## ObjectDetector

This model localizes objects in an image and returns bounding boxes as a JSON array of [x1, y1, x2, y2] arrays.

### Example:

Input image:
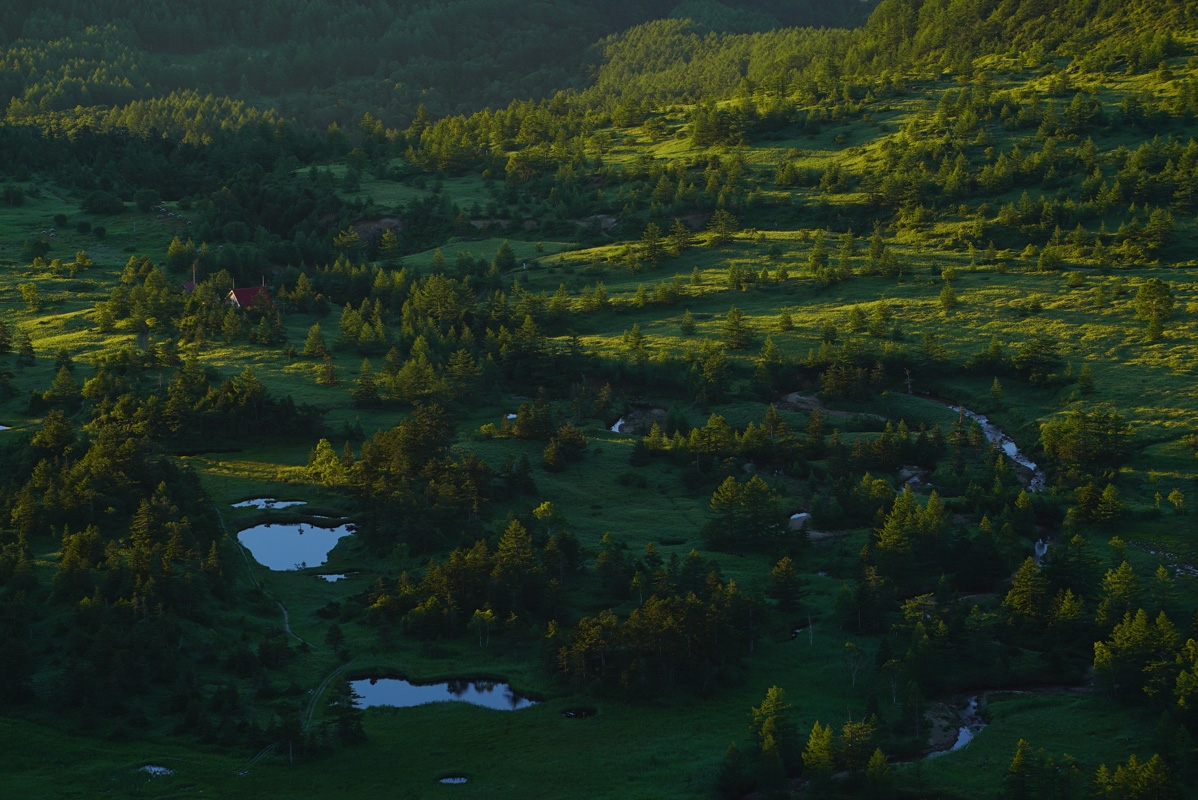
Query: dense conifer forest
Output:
[[2, 1, 1198, 797]]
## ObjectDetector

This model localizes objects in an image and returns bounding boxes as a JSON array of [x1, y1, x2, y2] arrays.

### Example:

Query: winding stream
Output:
[[926, 696, 986, 758], [949, 406, 1046, 492]]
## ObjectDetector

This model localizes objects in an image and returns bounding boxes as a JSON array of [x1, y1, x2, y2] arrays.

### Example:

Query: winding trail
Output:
[[302, 660, 357, 732], [217, 509, 313, 648]]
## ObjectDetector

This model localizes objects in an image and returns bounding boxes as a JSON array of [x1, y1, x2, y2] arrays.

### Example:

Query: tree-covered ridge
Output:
[[0, 1, 878, 128]]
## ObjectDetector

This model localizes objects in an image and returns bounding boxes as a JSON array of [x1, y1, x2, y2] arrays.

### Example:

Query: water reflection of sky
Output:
[[231, 498, 307, 509], [236, 522, 351, 570], [351, 678, 535, 710]]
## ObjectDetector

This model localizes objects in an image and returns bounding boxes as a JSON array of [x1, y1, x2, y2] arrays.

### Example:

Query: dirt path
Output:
[[218, 509, 312, 648], [777, 392, 887, 422], [302, 660, 357, 732]]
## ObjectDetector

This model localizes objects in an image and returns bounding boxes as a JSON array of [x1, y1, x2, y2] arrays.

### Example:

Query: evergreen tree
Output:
[[46, 365, 81, 406], [16, 332, 34, 366], [494, 239, 517, 271], [766, 556, 805, 613], [707, 209, 739, 246], [667, 218, 692, 257], [802, 720, 835, 778], [640, 222, 664, 263], [722, 306, 753, 350], [1134, 278, 1173, 341], [303, 323, 328, 358], [680, 309, 696, 335], [351, 359, 379, 407]]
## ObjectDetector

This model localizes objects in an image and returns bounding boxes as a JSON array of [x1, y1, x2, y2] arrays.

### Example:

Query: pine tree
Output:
[[940, 281, 959, 311], [1003, 739, 1035, 800], [493, 239, 517, 271], [722, 306, 753, 349], [667, 218, 692, 257], [16, 332, 35, 366], [802, 720, 835, 777], [707, 209, 739, 246], [865, 747, 892, 796], [0, 320, 11, 355], [351, 359, 379, 407], [766, 556, 805, 613], [680, 309, 696, 335], [1003, 558, 1049, 619], [221, 308, 244, 341], [317, 357, 339, 386], [640, 222, 664, 263], [46, 365, 80, 406], [303, 323, 328, 357]]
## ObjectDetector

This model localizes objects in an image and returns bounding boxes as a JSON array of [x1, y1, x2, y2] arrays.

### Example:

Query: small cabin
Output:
[[226, 286, 273, 308]]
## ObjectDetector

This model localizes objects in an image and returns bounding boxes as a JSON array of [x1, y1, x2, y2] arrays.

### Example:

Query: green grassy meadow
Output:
[[4, 36, 1198, 800]]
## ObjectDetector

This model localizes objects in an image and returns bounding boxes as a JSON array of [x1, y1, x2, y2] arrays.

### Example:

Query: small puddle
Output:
[[0, 425, 10, 431], [926, 696, 986, 758], [439, 776, 468, 785], [232, 498, 308, 509], [351, 678, 536, 711], [318, 573, 348, 582], [561, 708, 596, 718], [237, 522, 352, 571], [140, 765, 175, 777], [610, 417, 626, 433]]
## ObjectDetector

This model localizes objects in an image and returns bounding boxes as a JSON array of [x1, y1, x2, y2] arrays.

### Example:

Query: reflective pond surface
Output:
[[236, 522, 352, 571], [317, 573, 348, 582], [439, 776, 468, 785], [351, 677, 536, 711], [232, 498, 307, 509]]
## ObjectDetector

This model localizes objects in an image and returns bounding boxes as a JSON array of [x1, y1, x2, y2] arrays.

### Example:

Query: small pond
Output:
[[351, 677, 536, 711], [561, 708, 596, 718], [610, 417, 626, 433], [439, 776, 468, 785], [0, 425, 10, 431], [317, 573, 348, 582], [237, 522, 352, 571], [232, 498, 307, 509], [140, 765, 175, 777]]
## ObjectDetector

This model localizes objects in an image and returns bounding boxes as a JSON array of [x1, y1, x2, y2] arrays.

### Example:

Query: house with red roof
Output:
[[226, 285, 273, 308]]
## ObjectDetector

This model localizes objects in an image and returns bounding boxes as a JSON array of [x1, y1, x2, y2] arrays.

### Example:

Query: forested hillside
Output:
[[2, 2, 1198, 799], [0, 0, 877, 127]]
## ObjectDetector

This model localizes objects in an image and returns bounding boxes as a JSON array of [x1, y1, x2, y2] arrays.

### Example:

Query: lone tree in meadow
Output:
[[722, 306, 753, 349], [1134, 277, 1173, 341], [303, 323, 328, 357], [707, 209, 739, 246]]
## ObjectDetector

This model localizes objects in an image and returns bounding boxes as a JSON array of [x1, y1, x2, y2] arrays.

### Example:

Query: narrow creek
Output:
[[947, 405, 1046, 492], [925, 696, 986, 758]]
